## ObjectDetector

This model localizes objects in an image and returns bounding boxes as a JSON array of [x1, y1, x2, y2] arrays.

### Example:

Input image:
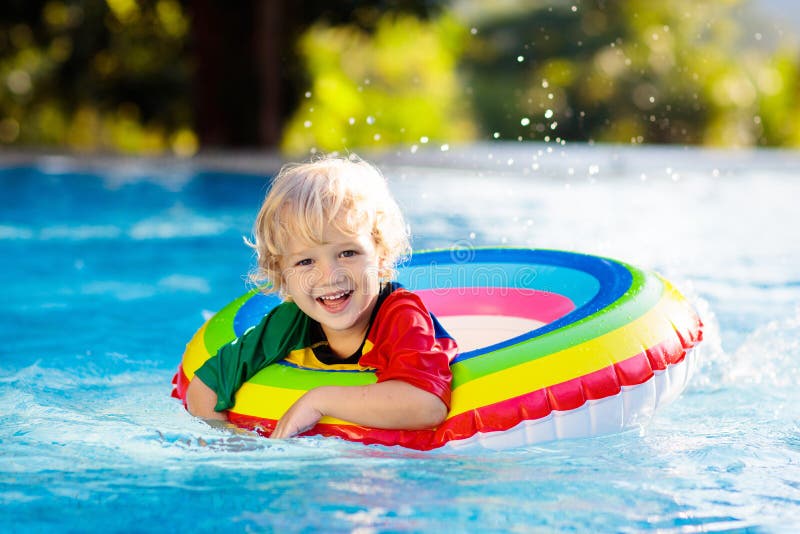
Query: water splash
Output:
[[727, 308, 800, 390]]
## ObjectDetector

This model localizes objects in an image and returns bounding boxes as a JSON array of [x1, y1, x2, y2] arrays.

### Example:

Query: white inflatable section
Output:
[[438, 315, 545, 352], [442, 345, 700, 451]]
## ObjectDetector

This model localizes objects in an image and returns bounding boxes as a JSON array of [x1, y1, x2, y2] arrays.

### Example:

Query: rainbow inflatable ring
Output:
[[173, 248, 703, 451]]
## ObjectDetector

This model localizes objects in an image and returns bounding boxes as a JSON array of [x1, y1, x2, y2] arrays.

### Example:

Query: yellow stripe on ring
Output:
[[182, 320, 211, 380], [447, 282, 689, 417]]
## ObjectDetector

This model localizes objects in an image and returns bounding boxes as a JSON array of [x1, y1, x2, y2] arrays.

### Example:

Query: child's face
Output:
[[280, 222, 384, 343]]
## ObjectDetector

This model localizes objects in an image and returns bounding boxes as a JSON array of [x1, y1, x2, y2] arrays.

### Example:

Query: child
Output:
[[186, 155, 458, 438]]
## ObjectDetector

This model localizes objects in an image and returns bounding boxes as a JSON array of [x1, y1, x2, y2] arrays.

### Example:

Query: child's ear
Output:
[[377, 255, 390, 281]]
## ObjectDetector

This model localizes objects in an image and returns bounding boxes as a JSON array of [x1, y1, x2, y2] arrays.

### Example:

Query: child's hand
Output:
[[270, 389, 326, 439]]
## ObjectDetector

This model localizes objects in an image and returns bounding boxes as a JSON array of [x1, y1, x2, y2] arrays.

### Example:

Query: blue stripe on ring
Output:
[[233, 292, 282, 338]]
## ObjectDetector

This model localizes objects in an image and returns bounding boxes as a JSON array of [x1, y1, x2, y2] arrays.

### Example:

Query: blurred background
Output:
[[1, 0, 798, 157]]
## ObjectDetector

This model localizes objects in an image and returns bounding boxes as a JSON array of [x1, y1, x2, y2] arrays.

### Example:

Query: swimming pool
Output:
[[2, 144, 798, 531]]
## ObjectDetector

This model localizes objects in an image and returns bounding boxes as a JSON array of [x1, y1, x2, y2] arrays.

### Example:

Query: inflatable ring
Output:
[[172, 248, 703, 451]]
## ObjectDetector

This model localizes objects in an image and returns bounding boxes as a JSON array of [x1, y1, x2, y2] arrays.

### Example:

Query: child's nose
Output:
[[315, 258, 342, 284]]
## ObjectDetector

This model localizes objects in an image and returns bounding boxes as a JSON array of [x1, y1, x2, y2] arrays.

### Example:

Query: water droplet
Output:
[[366, 116, 375, 125], [521, 117, 531, 126], [304, 91, 312, 98], [507, 159, 514, 166], [589, 165, 600, 175], [410, 145, 418, 153], [571, 5, 578, 12], [440, 144, 450, 152], [420, 136, 429, 144], [544, 109, 554, 119], [303, 120, 312, 128], [493, 132, 500, 139], [550, 121, 558, 130], [542, 79, 549, 88], [470, 27, 478, 35], [517, 55, 525, 63], [373, 133, 381, 141], [348, 117, 355, 125], [469, 232, 476, 239]]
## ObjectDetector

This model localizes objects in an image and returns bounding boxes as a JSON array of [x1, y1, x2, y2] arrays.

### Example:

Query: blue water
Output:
[[2, 145, 799, 532]]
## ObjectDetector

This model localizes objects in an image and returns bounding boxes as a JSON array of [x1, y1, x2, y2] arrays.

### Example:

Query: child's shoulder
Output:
[[375, 284, 431, 323], [369, 283, 458, 356]]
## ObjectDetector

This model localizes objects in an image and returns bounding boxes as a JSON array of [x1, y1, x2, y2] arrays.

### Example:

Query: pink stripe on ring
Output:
[[416, 287, 575, 322]]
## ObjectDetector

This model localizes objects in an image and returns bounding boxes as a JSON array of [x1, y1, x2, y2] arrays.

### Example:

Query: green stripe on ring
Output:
[[247, 361, 378, 389], [203, 289, 260, 354]]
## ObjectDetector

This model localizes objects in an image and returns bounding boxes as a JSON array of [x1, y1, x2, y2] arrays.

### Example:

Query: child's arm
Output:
[[186, 376, 227, 421], [270, 380, 448, 439]]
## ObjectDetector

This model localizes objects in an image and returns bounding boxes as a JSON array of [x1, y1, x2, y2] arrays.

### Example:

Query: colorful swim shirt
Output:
[[194, 283, 458, 412]]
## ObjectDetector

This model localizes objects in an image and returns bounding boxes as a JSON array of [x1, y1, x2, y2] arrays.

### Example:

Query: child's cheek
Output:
[[290, 271, 308, 294]]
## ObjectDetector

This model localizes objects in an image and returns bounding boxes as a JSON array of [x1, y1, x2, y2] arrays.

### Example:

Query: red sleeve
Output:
[[359, 289, 457, 408]]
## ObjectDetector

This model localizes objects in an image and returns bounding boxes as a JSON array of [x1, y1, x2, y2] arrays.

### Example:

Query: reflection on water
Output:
[[1, 144, 799, 530]]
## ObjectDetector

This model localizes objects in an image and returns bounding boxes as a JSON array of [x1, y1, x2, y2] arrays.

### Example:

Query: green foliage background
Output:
[[0, 0, 194, 154], [281, 13, 475, 155], [1, 0, 798, 154], [463, 0, 800, 147]]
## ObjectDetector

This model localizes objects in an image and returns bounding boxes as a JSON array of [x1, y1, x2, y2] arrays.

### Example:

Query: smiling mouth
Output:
[[316, 290, 354, 311]]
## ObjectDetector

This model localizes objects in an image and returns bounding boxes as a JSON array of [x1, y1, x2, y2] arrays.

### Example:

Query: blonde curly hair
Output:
[[246, 154, 411, 295]]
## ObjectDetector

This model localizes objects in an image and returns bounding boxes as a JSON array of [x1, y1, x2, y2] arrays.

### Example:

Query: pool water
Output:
[[2, 144, 799, 531]]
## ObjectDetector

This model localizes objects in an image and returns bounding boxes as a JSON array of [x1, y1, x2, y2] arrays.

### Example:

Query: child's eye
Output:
[[295, 258, 313, 267], [340, 249, 358, 258]]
